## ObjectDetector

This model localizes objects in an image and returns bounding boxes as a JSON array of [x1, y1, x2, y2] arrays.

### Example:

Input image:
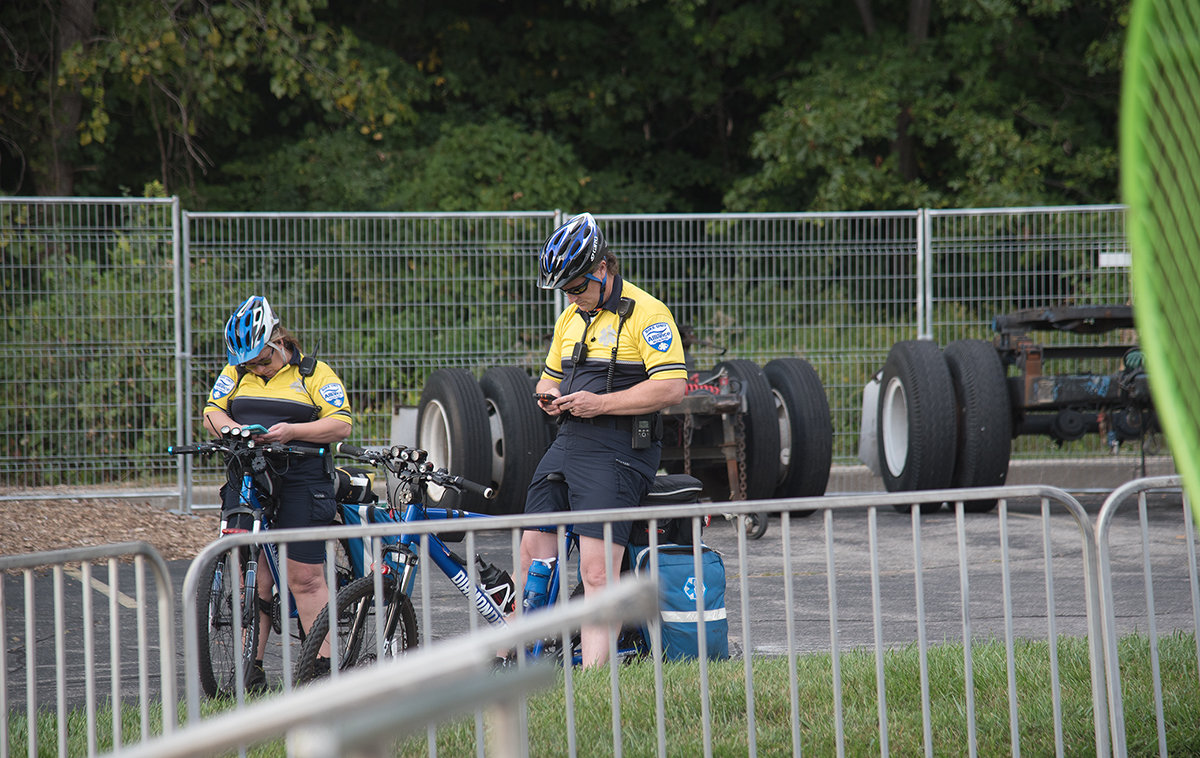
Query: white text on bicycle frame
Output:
[[450, 566, 506, 625]]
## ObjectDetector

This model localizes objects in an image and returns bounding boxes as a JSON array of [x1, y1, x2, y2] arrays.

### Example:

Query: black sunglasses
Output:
[[561, 270, 604, 296], [241, 343, 277, 369], [562, 278, 591, 296]]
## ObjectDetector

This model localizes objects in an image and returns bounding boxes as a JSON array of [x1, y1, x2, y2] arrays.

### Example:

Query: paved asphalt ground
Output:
[[4, 488, 1195, 713]]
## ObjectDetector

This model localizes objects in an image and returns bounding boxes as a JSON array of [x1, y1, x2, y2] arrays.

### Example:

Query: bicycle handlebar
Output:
[[431, 470, 496, 500], [166, 443, 205, 455], [334, 441, 369, 459], [167, 438, 326, 458], [334, 441, 496, 499]]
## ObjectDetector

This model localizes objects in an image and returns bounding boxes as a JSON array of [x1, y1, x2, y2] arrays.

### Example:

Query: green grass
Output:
[[9, 633, 1199, 757], [401, 633, 1200, 757]]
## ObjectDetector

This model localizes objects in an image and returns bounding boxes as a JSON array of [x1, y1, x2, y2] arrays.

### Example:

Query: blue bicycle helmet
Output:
[[224, 295, 280, 365], [538, 212, 606, 290]]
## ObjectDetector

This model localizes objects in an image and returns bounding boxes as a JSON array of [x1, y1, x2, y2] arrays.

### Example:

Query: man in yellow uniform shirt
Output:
[[520, 212, 686, 667]]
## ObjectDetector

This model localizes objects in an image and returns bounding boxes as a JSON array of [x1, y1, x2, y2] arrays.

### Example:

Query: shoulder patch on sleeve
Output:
[[319, 382, 346, 408], [211, 375, 236, 399], [641, 322, 674, 353]]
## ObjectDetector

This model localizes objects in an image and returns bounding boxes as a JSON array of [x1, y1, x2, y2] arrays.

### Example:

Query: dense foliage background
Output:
[[1, 0, 1127, 212]]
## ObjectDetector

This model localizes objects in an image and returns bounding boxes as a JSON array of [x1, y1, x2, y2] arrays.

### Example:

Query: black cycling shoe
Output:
[[312, 656, 331, 680], [245, 660, 268, 694]]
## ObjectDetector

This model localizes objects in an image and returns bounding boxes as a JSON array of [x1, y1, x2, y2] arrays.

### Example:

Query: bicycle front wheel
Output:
[[294, 573, 418, 684], [195, 549, 261, 698]]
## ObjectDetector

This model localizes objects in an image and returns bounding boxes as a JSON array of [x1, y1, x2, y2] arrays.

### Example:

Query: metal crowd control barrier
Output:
[[178, 484, 1109, 758], [727, 485, 1108, 758], [112, 579, 654, 758], [1095, 475, 1198, 757], [12, 481, 1196, 756], [0, 541, 176, 758]]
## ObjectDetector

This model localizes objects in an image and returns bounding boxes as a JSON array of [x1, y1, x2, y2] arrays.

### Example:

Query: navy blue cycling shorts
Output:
[[524, 422, 658, 545], [221, 467, 336, 564]]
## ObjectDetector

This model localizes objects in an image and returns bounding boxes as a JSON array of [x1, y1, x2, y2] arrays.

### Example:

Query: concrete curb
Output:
[[829, 456, 1179, 495], [5, 456, 1179, 510]]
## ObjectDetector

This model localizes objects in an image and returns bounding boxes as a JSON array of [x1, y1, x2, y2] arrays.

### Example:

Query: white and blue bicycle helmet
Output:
[[538, 212, 606, 290], [224, 295, 279, 365]]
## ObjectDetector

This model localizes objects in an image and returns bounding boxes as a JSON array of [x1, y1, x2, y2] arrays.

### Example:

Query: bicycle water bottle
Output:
[[523, 557, 556, 610]]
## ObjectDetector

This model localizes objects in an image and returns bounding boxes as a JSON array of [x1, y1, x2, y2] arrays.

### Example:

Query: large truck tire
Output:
[[715, 359, 781, 501], [764, 358, 833, 511], [876, 340, 957, 512], [944, 339, 1012, 513], [417, 368, 493, 513], [480, 366, 554, 515]]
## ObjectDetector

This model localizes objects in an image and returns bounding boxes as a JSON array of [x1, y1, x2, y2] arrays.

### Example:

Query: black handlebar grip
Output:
[[335, 441, 368, 458], [287, 443, 327, 457], [455, 475, 497, 500], [167, 445, 197, 455]]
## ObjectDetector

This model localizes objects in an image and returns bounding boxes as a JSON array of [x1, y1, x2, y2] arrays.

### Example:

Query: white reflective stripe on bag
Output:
[[660, 608, 728, 623]]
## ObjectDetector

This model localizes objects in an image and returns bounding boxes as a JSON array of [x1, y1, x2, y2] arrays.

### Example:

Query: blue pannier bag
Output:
[[633, 543, 729, 661]]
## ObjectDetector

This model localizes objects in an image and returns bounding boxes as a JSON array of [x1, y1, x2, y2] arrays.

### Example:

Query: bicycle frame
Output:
[[319, 443, 644, 671], [214, 473, 295, 626], [361, 501, 509, 627], [384, 502, 605, 660], [174, 429, 340, 696]]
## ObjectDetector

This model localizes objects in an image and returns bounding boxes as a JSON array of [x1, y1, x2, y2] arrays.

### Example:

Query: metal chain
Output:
[[733, 411, 748, 501]]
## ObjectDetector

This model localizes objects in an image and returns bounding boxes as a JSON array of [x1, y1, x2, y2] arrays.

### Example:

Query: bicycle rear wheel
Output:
[[294, 574, 418, 684], [196, 548, 261, 697], [334, 537, 354, 589]]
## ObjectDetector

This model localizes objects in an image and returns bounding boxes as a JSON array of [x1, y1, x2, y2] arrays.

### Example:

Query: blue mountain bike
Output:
[[295, 444, 702, 679], [293, 442, 507, 682], [170, 426, 363, 697]]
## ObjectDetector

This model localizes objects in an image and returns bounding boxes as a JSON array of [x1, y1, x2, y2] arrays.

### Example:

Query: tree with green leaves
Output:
[[0, 0, 418, 197], [726, 0, 1127, 211], [3, 0, 1127, 212]]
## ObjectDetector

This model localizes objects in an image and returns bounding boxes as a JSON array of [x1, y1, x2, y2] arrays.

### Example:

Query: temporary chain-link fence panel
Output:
[[600, 212, 922, 469], [0, 198, 180, 487], [180, 211, 560, 457], [927, 206, 1131, 343], [1, 201, 1135, 491]]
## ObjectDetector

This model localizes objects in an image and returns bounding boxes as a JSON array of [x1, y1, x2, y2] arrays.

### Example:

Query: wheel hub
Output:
[[881, 377, 910, 477]]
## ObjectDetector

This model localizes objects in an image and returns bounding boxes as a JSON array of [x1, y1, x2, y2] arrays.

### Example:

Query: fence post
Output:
[[179, 207, 195, 513], [172, 198, 190, 514], [917, 207, 933, 339]]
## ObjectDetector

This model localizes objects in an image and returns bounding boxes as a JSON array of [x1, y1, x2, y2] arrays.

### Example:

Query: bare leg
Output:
[[577, 535, 624, 668], [288, 559, 331, 658], [255, 571, 272, 661]]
